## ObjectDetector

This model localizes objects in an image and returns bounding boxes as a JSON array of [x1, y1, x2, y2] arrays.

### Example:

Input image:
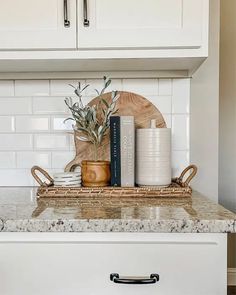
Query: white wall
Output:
[[190, 0, 220, 202], [0, 78, 190, 186], [219, 0, 236, 268]]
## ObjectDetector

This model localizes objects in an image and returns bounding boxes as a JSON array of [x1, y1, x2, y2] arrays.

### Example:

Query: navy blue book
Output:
[[110, 116, 121, 186]]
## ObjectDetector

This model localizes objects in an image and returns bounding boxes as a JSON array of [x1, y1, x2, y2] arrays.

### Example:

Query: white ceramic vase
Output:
[[136, 121, 171, 186]]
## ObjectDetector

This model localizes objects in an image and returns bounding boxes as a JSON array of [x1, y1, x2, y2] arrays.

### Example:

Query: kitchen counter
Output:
[[0, 187, 235, 233]]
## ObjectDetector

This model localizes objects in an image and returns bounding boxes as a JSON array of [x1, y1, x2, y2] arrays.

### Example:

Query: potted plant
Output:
[[64, 77, 119, 187]]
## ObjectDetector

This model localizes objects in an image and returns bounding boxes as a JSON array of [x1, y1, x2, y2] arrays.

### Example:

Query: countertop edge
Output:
[[1, 218, 236, 233]]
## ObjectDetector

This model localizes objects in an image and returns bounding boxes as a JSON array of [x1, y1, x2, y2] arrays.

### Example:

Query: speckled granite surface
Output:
[[0, 187, 235, 233]]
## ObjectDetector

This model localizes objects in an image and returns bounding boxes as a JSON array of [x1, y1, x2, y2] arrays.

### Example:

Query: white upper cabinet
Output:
[[0, 0, 77, 49], [0, 0, 210, 74], [78, 0, 208, 49]]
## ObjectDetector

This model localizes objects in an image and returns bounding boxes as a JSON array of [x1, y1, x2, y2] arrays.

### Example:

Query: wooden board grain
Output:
[[65, 91, 166, 172]]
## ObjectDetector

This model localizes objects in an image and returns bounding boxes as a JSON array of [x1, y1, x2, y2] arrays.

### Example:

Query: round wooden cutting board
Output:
[[65, 91, 166, 171]]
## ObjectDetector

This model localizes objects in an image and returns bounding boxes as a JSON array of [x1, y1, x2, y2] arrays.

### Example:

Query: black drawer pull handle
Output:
[[63, 0, 70, 27], [83, 0, 90, 26], [110, 273, 159, 285]]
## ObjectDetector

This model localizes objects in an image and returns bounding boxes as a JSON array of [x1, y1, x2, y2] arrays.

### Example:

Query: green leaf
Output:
[[91, 130, 98, 140], [76, 127, 90, 133], [98, 125, 103, 134], [75, 121, 83, 127], [77, 136, 89, 142], [110, 102, 116, 109], [68, 84, 76, 90], [102, 108, 106, 116], [94, 89, 100, 96], [105, 79, 111, 88], [112, 109, 119, 115], [81, 84, 89, 92], [101, 98, 109, 108], [74, 89, 81, 97], [112, 93, 120, 102]]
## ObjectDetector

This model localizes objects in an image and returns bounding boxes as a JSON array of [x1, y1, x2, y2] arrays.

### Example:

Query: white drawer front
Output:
[[0, 234, 226, 295]]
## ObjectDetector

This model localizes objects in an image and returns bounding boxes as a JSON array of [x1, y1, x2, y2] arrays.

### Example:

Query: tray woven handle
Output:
[[31, 166, 54, 187], [176, 165, 197, 187]]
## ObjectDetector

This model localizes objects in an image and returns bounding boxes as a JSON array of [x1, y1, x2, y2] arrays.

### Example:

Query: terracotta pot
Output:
[[81, 160, 111, 187]]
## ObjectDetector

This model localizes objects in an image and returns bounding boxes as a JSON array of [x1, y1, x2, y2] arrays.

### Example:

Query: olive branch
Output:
[[64, 76, 119, 161]]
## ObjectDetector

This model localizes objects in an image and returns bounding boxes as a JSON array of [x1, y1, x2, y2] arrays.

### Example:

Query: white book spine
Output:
[[120, 116, 135, 187]]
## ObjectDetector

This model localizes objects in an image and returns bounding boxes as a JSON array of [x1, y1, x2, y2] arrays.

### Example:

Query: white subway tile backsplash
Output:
[[0, 169, 33, 186], [0, 117, 15, 133], [16, 151, 51, 169], [51, 116, 74, 131], [15, 80, 50, 96], [0, 80, 14, 96], [172, 151, 190, 177], [158, 79, 172, 96], [15, 116, 49, 132], [123, 79, 158, 95], [52, 151, 75, 169], [0, 78, 190, 186], [148, 95, 171, 114], [172, 79, 190, 114], [34, 134, 69, 150], [33, 97, 69, 114], [0, 152, 16, 168], [50, 80, 81, 96], [0, 97, 32, 115], [69, 134, 76, 151], [0, 134, 33, 151], [172, 115, 190, 150], [85, 79, 122, 96]]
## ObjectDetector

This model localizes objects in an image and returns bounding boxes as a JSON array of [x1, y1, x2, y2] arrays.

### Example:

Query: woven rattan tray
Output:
[[31, 165, 197, 199]]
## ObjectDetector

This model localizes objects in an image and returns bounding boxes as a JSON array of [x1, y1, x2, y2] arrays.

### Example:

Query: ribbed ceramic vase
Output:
[[136, 120, 171, 186]]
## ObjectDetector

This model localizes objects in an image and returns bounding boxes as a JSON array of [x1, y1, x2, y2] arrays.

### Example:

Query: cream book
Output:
[[120, 116, 135, 187]]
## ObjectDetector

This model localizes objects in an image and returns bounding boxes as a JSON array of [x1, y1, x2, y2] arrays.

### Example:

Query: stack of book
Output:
[[110, 116, 135, 187]]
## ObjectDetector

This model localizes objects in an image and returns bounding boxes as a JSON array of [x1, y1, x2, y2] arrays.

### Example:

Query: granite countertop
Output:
[[0, 187, 235, 233]]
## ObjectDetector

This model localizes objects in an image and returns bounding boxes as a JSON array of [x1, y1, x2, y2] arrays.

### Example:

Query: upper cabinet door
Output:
[[78, 0, 208, 49], [0, 0, 77, 50]]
